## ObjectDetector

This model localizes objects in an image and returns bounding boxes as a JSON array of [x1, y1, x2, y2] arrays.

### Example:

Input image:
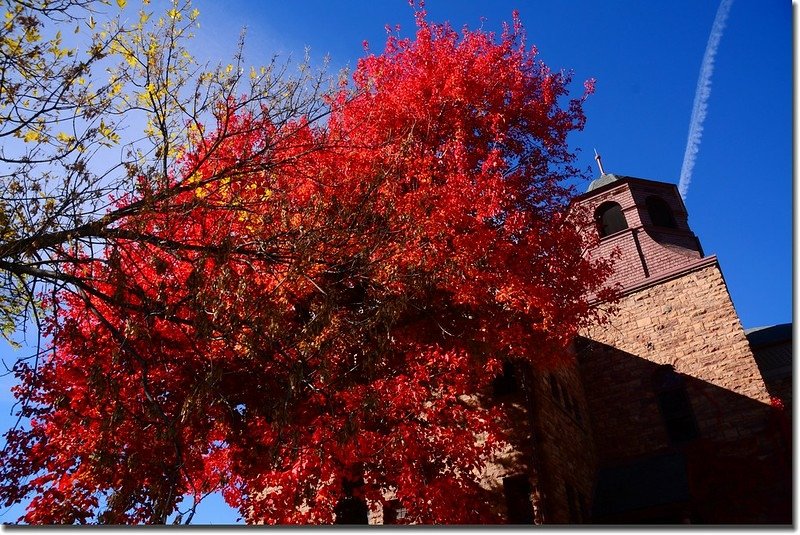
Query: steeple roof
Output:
[[587, 173, 626, 192]]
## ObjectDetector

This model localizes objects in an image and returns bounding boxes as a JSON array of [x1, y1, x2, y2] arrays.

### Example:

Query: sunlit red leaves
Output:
[[1, 10, 609, 525]]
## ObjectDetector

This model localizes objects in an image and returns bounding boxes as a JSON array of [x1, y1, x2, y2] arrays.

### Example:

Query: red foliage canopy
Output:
[[1, 12, 611, 524]]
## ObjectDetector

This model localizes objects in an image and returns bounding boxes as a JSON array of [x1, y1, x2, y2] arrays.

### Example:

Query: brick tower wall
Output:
[[581, 181, 703, 290]]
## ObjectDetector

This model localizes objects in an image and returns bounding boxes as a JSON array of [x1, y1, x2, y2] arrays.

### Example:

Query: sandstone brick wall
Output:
[[366, 390, 534, 525], [527, 361, 596, 523], [566, 176, 789, 523], [475, 391, 537, 523], [454, 360, 599, 525], [578, 260, 773, 464]]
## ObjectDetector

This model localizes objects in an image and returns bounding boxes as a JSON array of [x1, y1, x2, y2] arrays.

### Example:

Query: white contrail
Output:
[[678, 0, 734, 199]]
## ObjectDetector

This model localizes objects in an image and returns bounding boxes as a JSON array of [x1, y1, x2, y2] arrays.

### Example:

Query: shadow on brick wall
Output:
[[575, 337, 791, 524]]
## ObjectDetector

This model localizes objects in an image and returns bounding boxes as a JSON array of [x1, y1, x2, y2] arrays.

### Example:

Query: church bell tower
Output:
[[571, 168, 782, 523], [575, 172, 705, 292]]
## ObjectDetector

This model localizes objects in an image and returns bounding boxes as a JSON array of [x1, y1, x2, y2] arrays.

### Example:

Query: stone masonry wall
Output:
[[578, 260, 772, 463], [528, 361, 596, 523]]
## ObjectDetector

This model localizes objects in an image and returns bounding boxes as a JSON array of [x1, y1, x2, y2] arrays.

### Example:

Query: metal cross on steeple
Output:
[[594, 148, 606, 175]]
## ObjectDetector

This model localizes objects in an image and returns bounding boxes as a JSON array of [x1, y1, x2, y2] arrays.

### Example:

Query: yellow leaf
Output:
[[24, 26, 40, 43], [116, 0, 127, 8], [23, 130, 41, 143]]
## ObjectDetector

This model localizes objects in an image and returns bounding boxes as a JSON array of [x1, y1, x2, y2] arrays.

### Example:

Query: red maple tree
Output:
[[1, 10, 611, 524]]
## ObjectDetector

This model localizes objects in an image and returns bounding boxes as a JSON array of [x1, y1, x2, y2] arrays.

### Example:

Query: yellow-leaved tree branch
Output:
[[0, 0, 333, 349]]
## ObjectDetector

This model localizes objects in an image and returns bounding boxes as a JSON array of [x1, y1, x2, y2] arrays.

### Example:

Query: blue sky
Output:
[[195, 0, 791, 329], [0, 0, 791, 525]]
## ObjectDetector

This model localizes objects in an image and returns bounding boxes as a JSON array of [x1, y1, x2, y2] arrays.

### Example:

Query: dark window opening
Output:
[[595, 201, 628, 237], [652, 365, 699, 443], [646, 196, 677, 228], [383, 499, 407, 524], [493, 361, 519, 397], [503, 474, 534, 524], [334, 497, 368, 524]]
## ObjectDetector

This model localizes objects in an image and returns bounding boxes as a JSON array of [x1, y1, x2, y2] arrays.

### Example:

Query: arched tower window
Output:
[[645, 196, 677, 228], [651, 365, 699, 444], [595, 201, 628, 238]]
